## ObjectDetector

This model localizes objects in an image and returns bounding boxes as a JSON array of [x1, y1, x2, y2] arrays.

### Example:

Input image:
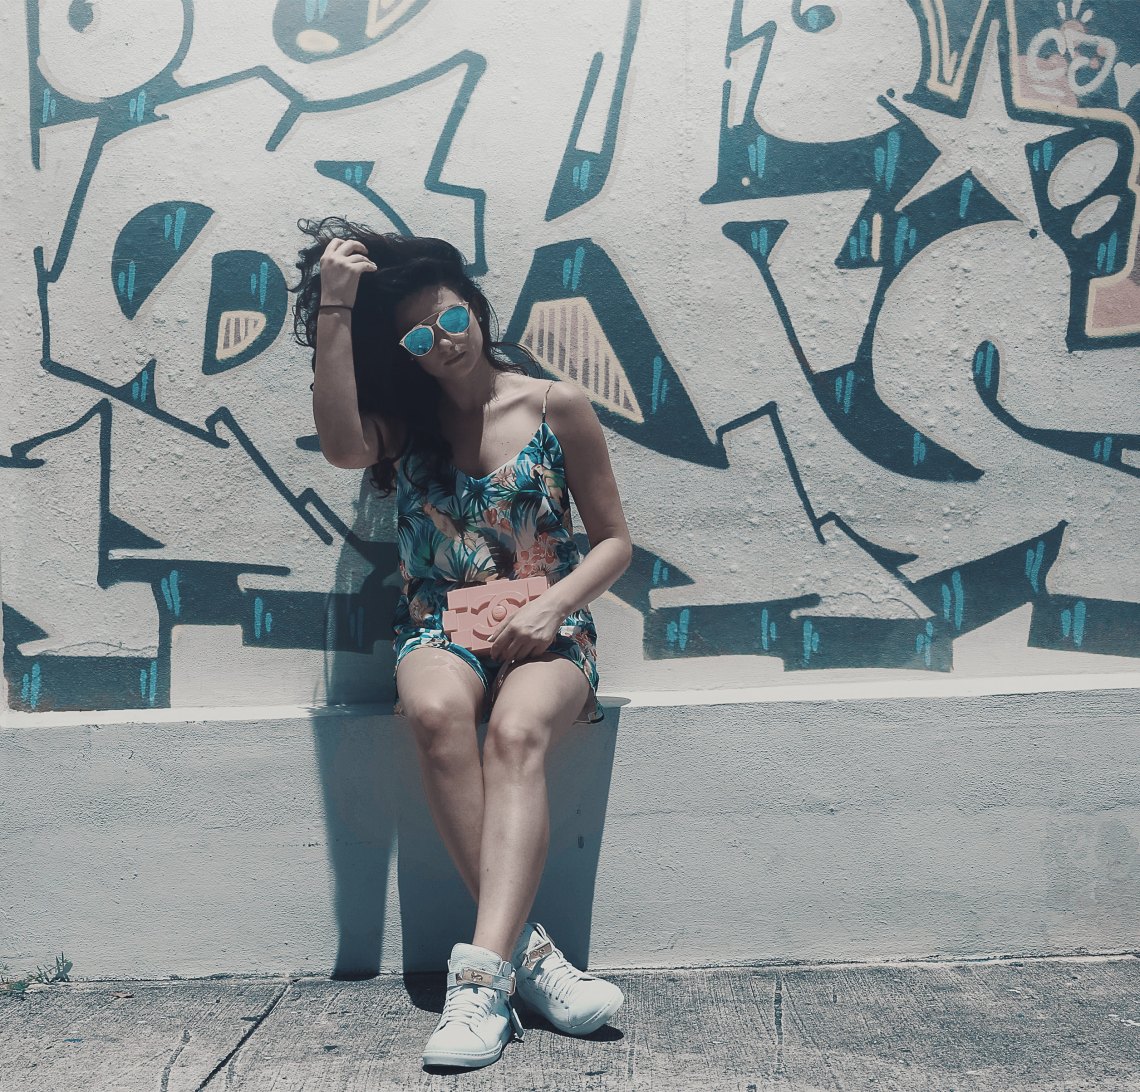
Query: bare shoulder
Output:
[[541, 378, 597, 430], [496, 372, 555, 406]]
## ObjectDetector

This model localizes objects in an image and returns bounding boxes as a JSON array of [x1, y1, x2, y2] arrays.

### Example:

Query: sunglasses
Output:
[[398, 303, 471, 357]]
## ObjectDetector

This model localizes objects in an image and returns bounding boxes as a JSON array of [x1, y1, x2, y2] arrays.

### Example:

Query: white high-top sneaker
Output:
[[422, 943, 524, 1069], [511, 922, 624, 1035]]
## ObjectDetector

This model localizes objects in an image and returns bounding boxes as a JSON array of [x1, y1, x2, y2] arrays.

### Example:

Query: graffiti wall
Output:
[[3, 0, 1138, 712]]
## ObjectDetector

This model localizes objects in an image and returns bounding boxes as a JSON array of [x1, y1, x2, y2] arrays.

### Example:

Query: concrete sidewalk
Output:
[[3, 955, 1139, 1091]]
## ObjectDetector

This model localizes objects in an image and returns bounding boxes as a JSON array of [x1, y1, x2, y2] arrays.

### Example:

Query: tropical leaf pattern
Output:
[[392, 420, 599, 690]]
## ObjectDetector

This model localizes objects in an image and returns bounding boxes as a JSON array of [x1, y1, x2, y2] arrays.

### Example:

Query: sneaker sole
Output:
[[422, 1042, 507, 1069], [524, 991, 624, 1037]]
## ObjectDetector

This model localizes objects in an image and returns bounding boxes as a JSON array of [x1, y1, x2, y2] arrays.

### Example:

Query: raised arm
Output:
[[311, 238, 387, 469]]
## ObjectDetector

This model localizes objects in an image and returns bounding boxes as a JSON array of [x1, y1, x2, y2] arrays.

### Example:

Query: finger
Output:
[[490, 630, 514, 661]]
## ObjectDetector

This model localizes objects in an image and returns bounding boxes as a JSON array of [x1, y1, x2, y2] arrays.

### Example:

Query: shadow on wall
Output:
[[310, 471, 620, 976]]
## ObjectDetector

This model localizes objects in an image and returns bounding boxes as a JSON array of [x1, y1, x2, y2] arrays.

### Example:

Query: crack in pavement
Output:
[[161, 1029, 191, 1092], [193, 981, 293, 1091], [774, 972, 786, 1078]]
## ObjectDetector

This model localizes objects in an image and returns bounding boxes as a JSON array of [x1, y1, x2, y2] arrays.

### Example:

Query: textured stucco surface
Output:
[[2, 684, 1137, 979], [3, 1, 1140, 713]]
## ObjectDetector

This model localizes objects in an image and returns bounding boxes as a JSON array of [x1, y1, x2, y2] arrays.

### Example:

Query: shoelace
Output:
[[532, 949, 592, 1005], [439, 984, 499, 1031]]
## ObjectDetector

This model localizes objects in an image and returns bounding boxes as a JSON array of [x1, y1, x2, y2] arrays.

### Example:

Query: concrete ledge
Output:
[[2, 683, 1138, 978]]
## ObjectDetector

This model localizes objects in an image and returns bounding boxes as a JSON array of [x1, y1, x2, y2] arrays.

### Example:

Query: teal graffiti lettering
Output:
[[24, 663, 43, 709], [747, 134, 768, 178], [885, 130, 900, 190], [160, 569, 182, 617], [802, 619, 820, 664], [959, 176, 974, 219], [1024, 541, 1045, 593], [893, 215, 910, 265], [912, 431, 927, 466], [915, 620, 934, 667]]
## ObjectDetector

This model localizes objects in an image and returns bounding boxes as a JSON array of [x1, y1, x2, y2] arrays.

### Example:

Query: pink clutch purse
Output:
[[442, 576, 550, 655]]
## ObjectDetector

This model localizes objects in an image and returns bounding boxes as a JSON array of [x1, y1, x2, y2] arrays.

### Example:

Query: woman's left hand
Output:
[[488, 598, 565, 663]]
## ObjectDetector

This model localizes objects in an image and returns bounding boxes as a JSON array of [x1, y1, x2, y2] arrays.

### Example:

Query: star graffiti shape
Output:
[[892, 19, 1070, 230]]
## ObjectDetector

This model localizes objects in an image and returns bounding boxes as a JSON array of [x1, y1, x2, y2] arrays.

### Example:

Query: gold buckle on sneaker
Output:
[[456, 968, 491, 987], [523, 941, 554, 971], [454, 967, 516, 994]]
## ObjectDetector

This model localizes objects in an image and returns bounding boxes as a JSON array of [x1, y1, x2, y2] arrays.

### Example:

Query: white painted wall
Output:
[[3, 1, 1139, 978], [3, 1, 1140, 713], [2, 682, 1138, 978]]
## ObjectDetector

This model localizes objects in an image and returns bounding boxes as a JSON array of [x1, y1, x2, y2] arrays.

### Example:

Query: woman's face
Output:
[[393, 284, 485, 382]]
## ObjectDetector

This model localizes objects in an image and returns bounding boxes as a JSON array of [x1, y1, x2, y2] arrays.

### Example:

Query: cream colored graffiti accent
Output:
[[1025, 1, 1117, 101], [911, 2, 1140, 339], [1072, 194, 1121, 237], [913, 0, 994, 95], [1004, 1, 1140, 338], [296, 29, 340, 54], [367, 0, 421, 39], [520, 298, 643, 423], [1047, 137, 1118, 207], [216, 311, 267, 361]]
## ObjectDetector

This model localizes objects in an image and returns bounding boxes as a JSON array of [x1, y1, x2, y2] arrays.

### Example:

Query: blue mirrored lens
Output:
[[403, 326, 434, 356], [438, 304, 470, 335]]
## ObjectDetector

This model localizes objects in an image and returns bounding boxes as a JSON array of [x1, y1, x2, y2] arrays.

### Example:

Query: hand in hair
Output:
[[318, 237, 377, 308]]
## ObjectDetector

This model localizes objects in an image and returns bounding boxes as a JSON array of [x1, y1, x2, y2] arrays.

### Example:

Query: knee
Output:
[[484, 715, 547, 776], [406, 699, 475, 770]]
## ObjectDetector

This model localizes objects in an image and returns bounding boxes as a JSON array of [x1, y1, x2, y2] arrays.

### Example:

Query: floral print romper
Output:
[[392, 382, 602, 722]]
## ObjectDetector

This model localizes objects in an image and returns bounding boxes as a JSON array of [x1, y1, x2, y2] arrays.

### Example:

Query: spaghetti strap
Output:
[[541, 380, 555, 423]]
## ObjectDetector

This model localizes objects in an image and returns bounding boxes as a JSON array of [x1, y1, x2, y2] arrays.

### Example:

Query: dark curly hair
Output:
[[290, 216, 533, 495]]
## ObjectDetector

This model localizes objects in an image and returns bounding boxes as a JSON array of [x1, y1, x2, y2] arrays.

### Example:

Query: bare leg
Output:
[[395, 648, 486, 899], [472, 654, 590, 960]]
